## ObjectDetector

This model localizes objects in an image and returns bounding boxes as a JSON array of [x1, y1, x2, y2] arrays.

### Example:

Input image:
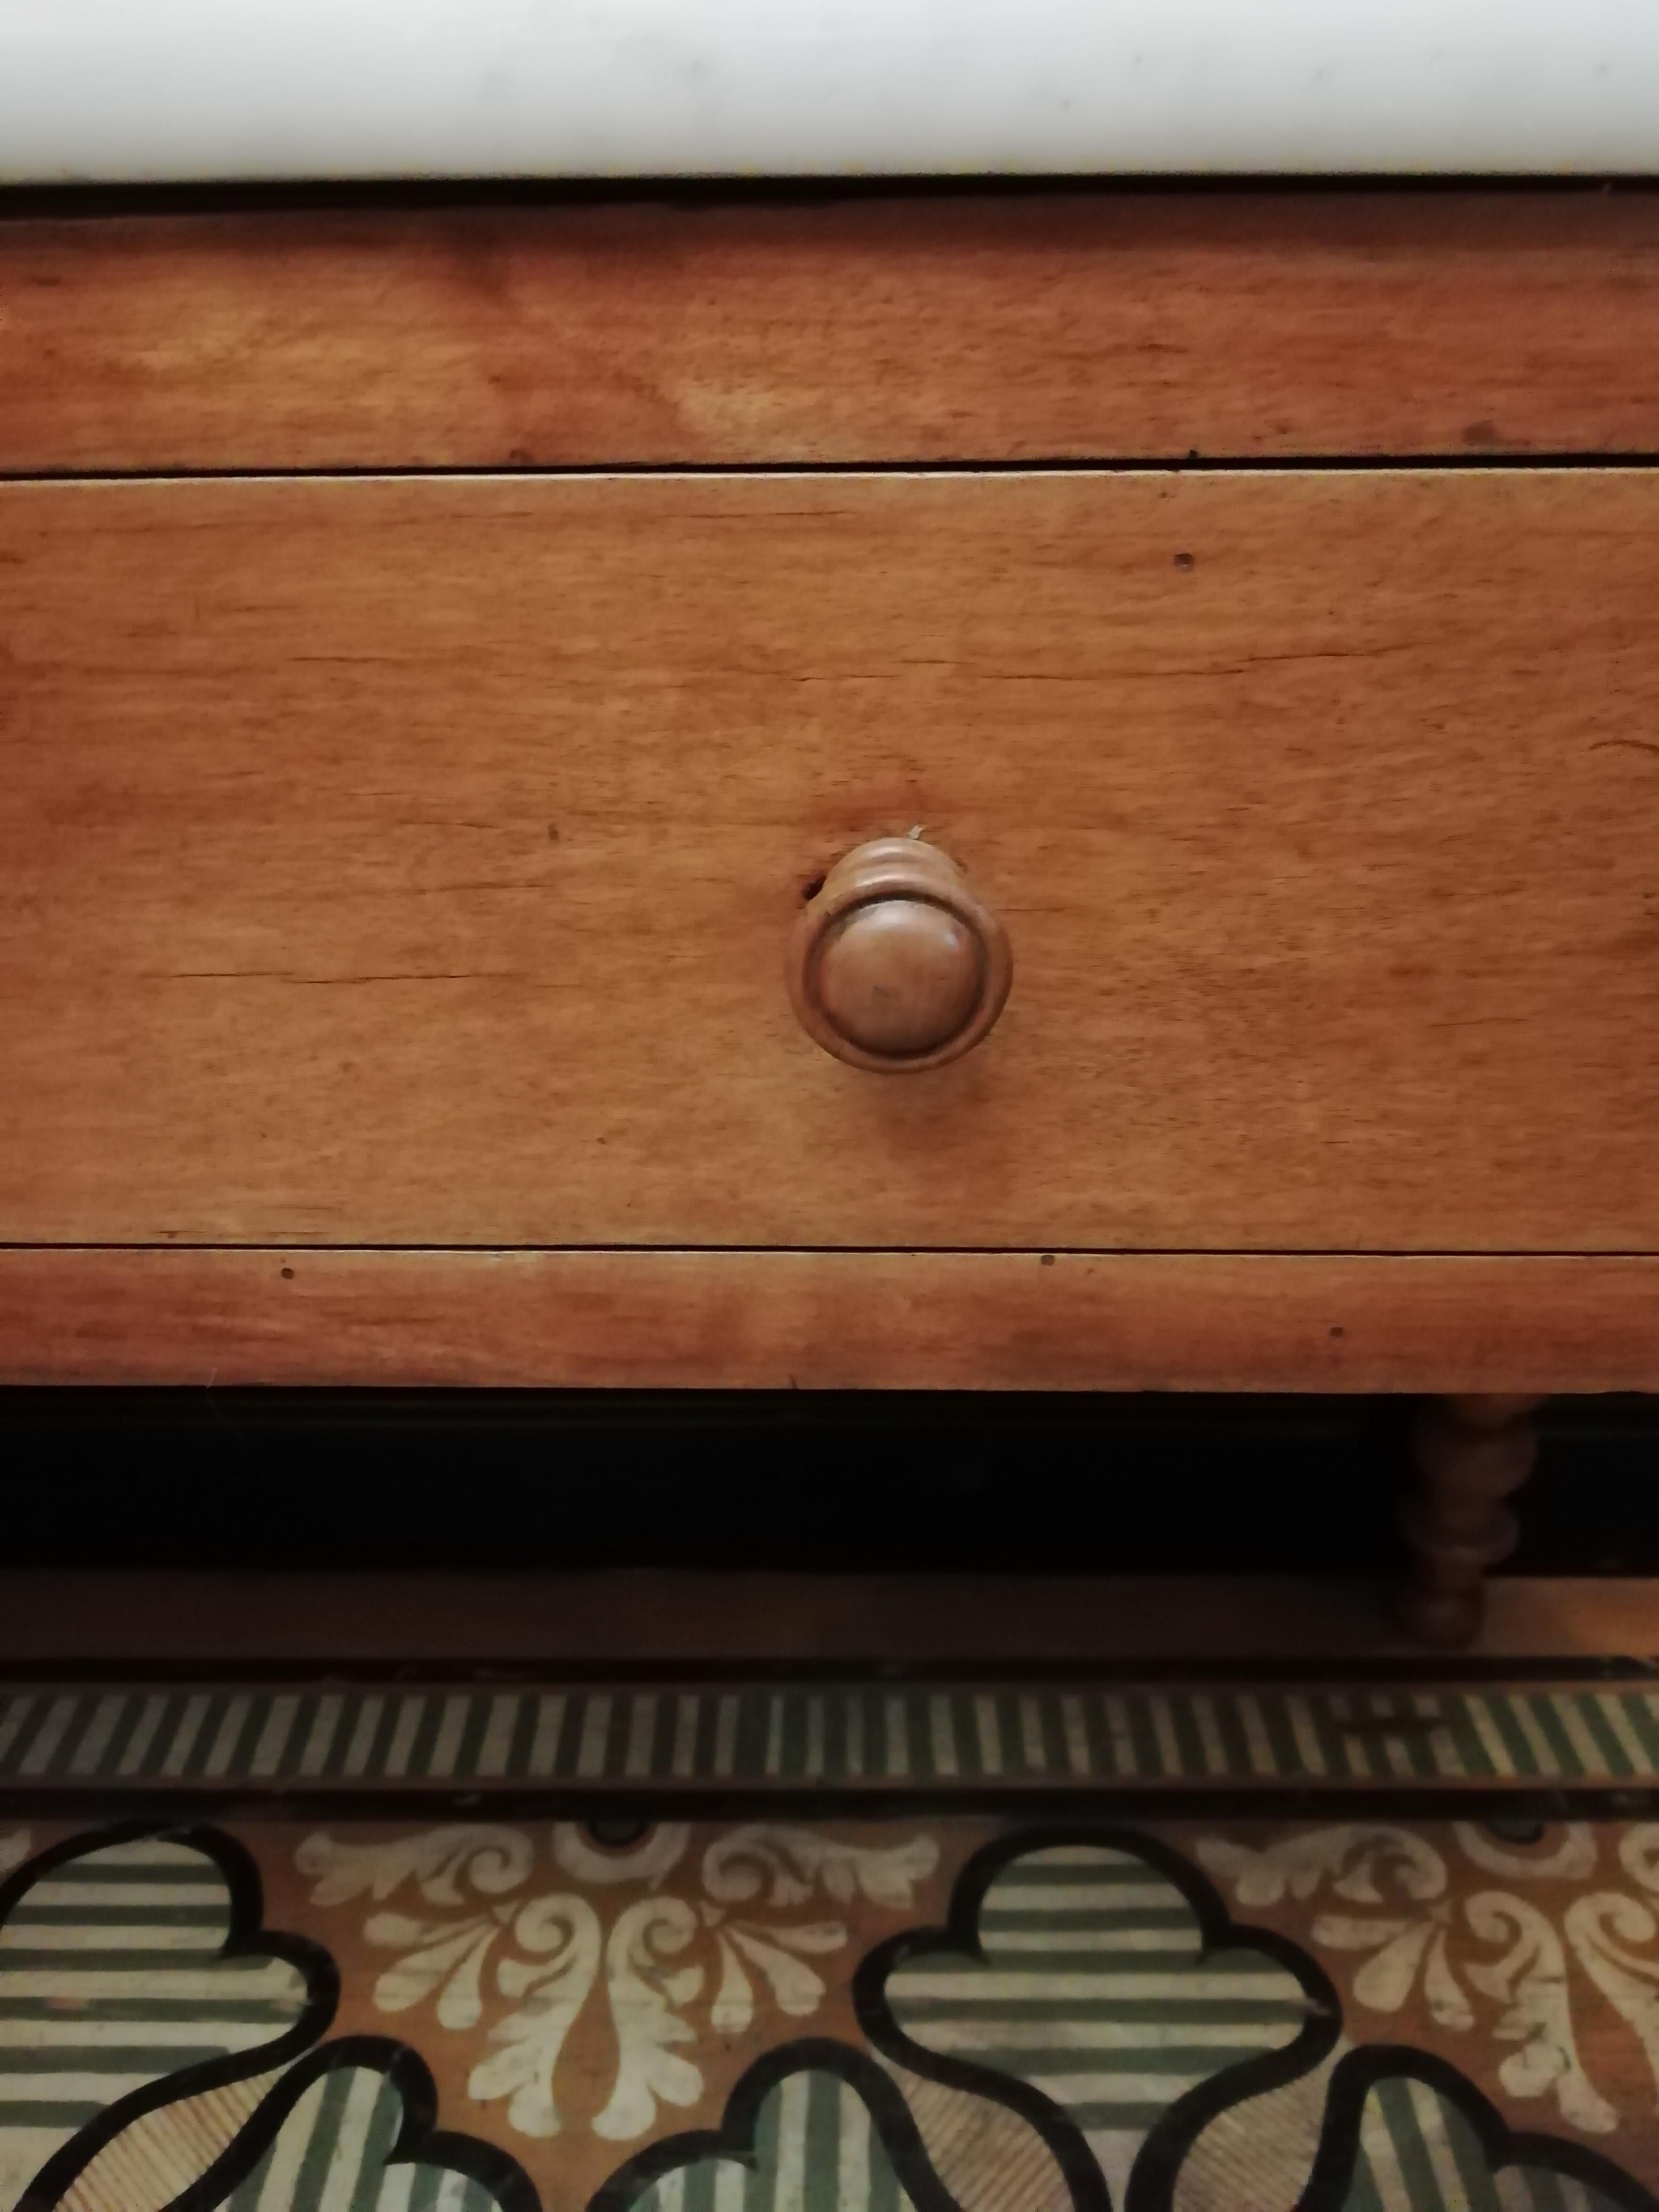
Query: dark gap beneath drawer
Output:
[[0, 1389, 1652, 1577]]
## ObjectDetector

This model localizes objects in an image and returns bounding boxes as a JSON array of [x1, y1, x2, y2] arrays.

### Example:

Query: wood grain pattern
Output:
[[0, 1250, 1656, 1391], [4, 194, 1659, 471], [6, 469, 1659, 1252]]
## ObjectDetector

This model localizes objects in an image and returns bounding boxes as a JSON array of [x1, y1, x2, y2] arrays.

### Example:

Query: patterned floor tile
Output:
[[213, 2056, 523, 2212], [1192, 1821, 1659, 2151], [0, 1829, 328, 2212], [1303, 2053, 1649, 2212], [865, 1831, 1336, 2205], [259, 1820, 957, 2207], [597, 2052, 937, 2212], [4, 1686, 1659, 2210]]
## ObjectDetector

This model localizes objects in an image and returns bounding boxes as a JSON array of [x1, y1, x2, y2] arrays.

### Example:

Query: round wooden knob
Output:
[[787, 837, 1012, 1071]]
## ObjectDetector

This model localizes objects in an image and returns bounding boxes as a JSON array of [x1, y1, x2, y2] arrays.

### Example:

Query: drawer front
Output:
[[3, 468, 1656, 1252]]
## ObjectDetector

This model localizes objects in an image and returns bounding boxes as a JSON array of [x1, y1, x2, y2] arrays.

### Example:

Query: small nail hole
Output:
[[1174, 551, 1196, 571], [280, 1267, 295, 1280]]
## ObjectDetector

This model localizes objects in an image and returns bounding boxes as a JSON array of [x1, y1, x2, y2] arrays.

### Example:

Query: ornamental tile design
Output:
[[2, 1676, 1658, 2210]]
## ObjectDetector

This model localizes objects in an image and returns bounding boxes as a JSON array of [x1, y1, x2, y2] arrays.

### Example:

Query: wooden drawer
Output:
[[4, 466, 1656, 1254]]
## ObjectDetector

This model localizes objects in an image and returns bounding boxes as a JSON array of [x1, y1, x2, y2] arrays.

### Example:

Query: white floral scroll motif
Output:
[[1565, 1894, 1659, 2114], [702, 1826, 940, 1911], [1196, 1821, 1645, 2136], [1312, 1911, 1472, 2028], [299, 1820, 940, 2144], [297, 1826, 533, 1908], [592, 1898, 705, 2140], [1195, 1825, 1447, 1912], [1463, 1893, 1617, 2133], [368, 1910, 509, 2030], [467, 1895, 604, 2138], [295, 1828, 538, 2035], [710, 1920, 846, 2034]]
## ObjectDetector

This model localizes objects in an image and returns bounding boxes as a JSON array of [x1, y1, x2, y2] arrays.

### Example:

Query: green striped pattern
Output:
[[222, 2066, 502, 2210], [885, 1844, 1314, 2201], [2, 1680, 1657, 1790], [0, 1838, 307, 2141], [633, 2072, 916, 2212], [1345, 2076, 1622, 2212]]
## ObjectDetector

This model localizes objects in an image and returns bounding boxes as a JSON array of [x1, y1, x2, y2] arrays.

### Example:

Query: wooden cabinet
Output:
[[4, 188, 1658, 1636]]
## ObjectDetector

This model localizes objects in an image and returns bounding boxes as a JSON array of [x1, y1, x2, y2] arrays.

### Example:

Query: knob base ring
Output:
[[786, 836, 1013, 1073]]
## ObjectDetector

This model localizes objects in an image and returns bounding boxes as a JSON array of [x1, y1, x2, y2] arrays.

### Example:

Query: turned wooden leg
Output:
[[1396, 1395, 1545, 1648]]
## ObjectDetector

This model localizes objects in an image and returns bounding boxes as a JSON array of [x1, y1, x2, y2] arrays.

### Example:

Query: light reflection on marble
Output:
[[1, 0, 1657, 181]]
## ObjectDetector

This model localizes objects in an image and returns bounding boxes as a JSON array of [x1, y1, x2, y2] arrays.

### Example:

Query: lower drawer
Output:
[[3, 468, 1656, 1252]]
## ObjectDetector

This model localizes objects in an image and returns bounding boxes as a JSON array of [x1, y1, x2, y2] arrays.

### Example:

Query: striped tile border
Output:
[[1, 1679, 1656, 1792]]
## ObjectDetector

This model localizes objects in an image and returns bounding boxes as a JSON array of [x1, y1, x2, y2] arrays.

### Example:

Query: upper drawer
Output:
[[3, 467, 1657, 1252], [4, 194, 1659, 469]]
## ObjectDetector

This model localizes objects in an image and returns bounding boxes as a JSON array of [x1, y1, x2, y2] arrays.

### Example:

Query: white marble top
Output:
[[3, 0, 1658, 183]]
